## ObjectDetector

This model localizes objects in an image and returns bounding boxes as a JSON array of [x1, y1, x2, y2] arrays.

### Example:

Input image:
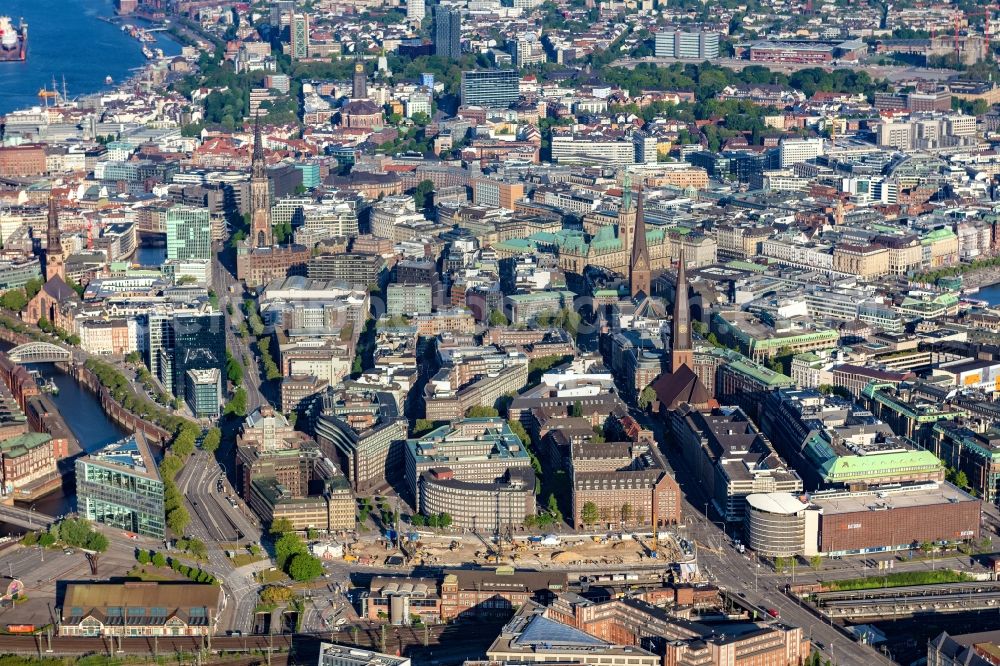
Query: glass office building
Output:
[[166, 205, 211, 261], [171, 312, 226, 401], [75, 435, 165, 539], [460, 70, 519, 108]]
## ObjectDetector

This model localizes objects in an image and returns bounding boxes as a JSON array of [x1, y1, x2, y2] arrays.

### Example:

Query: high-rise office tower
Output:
[[407, 0, 425, 24], [460, 69, 519, 108], [170, 312, 226, 400], [434, 5, 461, 59], [166, 204, 211, 261], [289, 12, 309, 60], [249, 116, 273, 248]]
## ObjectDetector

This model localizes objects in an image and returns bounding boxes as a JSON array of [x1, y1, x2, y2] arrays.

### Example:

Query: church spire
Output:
[[45, 196, 65, 281], [671, 246, 693, 373], [629, 187, 650, 298], [251, 114, 266, 180], [249, 115, 273, 248]]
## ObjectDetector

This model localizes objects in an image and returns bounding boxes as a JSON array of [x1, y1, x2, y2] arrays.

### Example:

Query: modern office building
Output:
[[164, 312, 226, 399], [405, 418, 535, 528], [460, 70, 519, 108], [434, 5, 461, 59], [313, 387, 408, 492], [386, 283, 433, 316], [75, 434, 165, 539], [671, 405, 803, 523], [307, 253, 387, 287], [654, 30, 720, 59], [744, 483, 980, 557], [185, 368, 222, 418], [166, 205, 211, 261], [406, 0, 424, 22], [289, 12, 309, 60]]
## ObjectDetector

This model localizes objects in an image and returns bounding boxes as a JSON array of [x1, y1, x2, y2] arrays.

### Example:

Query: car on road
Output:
[[737, 592, 746, 598], [766, 608, 779, 618]]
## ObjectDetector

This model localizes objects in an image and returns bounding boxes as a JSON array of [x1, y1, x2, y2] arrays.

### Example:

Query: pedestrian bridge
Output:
[[7, 342, 72, 364]]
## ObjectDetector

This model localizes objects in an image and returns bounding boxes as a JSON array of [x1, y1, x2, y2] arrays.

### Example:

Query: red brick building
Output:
[[0, 145, 47, 177]]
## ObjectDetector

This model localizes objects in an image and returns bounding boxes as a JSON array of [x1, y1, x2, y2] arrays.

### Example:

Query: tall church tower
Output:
[[618, 172, 635, 260], [249, 116, 272, 248], [671, 247, 693, 373], [352, 59, 368, 100], [45, 197, 64, 282], [629, 188, 651, 298]]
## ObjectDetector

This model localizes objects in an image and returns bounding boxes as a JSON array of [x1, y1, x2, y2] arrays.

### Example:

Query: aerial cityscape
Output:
[[0, 0, 999, 664]]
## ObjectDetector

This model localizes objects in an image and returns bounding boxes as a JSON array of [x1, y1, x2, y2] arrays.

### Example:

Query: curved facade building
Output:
[[744, 493, 811, 557], [419, 468, 535, 531]]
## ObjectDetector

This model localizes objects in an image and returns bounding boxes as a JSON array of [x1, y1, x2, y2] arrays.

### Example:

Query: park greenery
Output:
[[25, 518, 108, 553], [823, 569, 970, 592]]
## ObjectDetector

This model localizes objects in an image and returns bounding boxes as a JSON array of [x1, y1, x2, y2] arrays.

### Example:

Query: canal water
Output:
[[11, 363, 126, 519]]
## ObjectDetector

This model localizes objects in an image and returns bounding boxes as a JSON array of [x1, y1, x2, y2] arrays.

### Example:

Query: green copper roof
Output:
[[922, 228, 957, 243], [820, 450, 942, 482], [726, 261, 767, 273]]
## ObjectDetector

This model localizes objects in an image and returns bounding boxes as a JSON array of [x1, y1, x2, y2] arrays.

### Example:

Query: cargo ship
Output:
[[0, 17, 27, 62]]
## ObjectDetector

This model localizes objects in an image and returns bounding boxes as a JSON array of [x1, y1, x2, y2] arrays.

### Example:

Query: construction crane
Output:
[[953, 6, 999, 61]]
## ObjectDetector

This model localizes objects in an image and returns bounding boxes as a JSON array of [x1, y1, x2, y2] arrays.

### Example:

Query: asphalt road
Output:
[[212, 255, 266, 414], [629, 406, 897, 666], [175, 447, 263, 635]]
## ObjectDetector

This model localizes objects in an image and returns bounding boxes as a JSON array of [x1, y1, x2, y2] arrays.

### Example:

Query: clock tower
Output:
[[671, 247, 693, 373], [352, 59, 368, 100]]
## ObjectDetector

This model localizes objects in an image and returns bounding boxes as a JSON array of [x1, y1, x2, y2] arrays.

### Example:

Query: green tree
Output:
[[638, 385, 656, 410], [466, 405, 499, 418], [0, 289, 27, 312], [270, 517, 295, 535], [620, 503, 632, 524], [571, 401, 583, 418], [38, 532, 56, 547], [24, 277, 42, 300], [159, 454, 183, 482], [275, 532, 307, 569], [171, 429, 197, 458], [167, 506, 190, 535], [412, 179, 434, 214], [202, 428, 221, 454], [488, 309, 509, 326], [810, 554, 822, 571], [412, 419, 438, 436], [546, 494, 562, 521], [226, 356, 244, 386], [152, 552, 167, 568], [137, 549, 151, 565], [954, 470, 969, 489], [581, 502, 599, 526], [225, 387, 248, 416], [186, 538, 207, 559]]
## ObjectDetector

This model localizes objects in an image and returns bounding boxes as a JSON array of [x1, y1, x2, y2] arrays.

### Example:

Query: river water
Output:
[[978, 282, 1000, 307], [0, 0, 182, 115]]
